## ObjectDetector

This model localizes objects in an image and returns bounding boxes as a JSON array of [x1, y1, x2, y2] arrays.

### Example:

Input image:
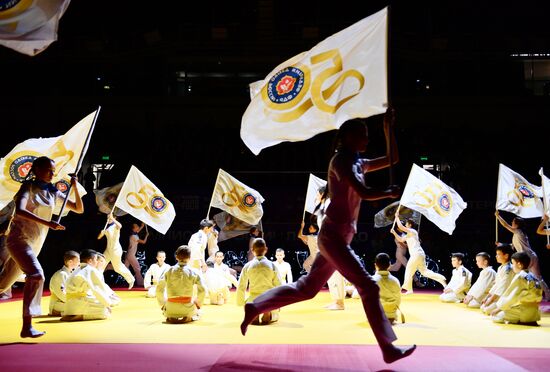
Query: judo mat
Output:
[[0, 289, 549, 371]]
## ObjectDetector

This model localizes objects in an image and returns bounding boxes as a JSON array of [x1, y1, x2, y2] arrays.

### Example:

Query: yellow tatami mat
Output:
[[1, 290, 549, 347]]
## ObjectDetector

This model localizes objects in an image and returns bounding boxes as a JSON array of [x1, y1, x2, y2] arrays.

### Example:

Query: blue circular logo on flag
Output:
[[0, 0, 23, 11], [55, 180, 70, 194], [242, 193, 257, 208], [438, 194, 451, 212], [518, 185, 534, 198], [9, 155, 36, 182], [266, 67, 306, 104], [150, 196, 168, 213]]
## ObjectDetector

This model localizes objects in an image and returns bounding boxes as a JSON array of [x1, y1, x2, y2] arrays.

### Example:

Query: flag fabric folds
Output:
[[374, 200, 421, 228], [212, 211, 262, 242], [304, 174, 327, 214], [496, 164, 543, 219], [0, 0, 71, 56], [113, 166, 175, 235], [210, 169, 264, 226], [0, 110, 96, 211], [400, 164, 467, 235], [539, 168, 550, 218], [241, 7, 388, 155], [94, 182, 126, 216]]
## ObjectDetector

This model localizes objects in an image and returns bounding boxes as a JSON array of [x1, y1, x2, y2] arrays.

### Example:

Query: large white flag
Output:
[[304, 174, 326, 214], [400, 164, 467, 235], [0, 110, 96, 210], [210, 169, 264, 225], [0, 0, 71, 56], [540, 168, 550, 218], [113, 166, 175, 235], [496, 164, 543, 218], [241, 7, 388, 155]]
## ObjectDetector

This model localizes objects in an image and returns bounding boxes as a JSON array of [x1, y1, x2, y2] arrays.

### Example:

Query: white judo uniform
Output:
[[156, 262, 205, 321], [144, 262, 171, 298], [48, 266, 71, 315], [465, 267, 496, 308], [481, 262, 514, 314], [64, 263, 113, 320], [273, 261, 293, 284], [188, 230, 208, 270], [204, 262, 237, 305], [373, 270, 401, 321], [402, 231, 447, 292], [440, 265, 472, 303], [492, 270, 542, 324], [237, 256, 281, 312], [102, 222, 135, 286]]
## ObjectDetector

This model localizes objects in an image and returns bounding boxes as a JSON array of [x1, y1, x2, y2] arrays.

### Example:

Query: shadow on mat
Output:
[[0, 342, 39, 346], [209, 360, 384, 372]]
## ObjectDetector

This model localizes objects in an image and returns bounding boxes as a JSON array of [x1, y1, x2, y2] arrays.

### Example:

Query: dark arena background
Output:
[[0, 1, 549, 371]]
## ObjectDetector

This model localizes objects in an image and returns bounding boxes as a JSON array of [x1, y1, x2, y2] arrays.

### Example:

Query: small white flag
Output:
[[241, 7, 388, 155], [210, 169, 264, 225], [114, 166, 176, 234], [0, 0, 72, 56], [400, 164, 467, 235], [304, 174, 327, 214], [496, 164, 543, 218]]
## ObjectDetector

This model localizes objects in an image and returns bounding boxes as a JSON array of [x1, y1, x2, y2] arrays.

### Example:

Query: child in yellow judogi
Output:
[[156, 245, 205, 323], [373, 253, 401, 324]]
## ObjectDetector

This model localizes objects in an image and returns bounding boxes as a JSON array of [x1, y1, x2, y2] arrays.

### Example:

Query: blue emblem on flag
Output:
[[438, 194, 451, 212], [55, 180, 70, 194], [9, 155, 36, 182], [242, 193, 257, 208], [518, 185, 534, 198], [266, 67, 306, 104], [151, 196, 168, 213]]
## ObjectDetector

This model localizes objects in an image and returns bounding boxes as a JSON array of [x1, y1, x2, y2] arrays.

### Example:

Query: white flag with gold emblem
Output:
[[304, 174, 326, 214], [400, 164, 467, 235], [0, 110, 96, 210], [241, 7, 388, 155], [210, 169, 264, 225], [540, 168, 550, 218], [113, 166, 175, 235], [0, 0, 72, 56], [496, 164, 543, 218]]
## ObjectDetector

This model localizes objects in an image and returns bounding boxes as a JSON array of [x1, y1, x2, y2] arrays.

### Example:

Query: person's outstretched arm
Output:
[[495, 211, 514, 233], [537, 215, 549, 236], [362, 108, 399, 173]]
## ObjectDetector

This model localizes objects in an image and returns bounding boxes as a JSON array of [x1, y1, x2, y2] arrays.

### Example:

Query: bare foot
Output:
[[20, 327, 46, 338], [382, 344, 416, 364], [240, 303, 259, 336]]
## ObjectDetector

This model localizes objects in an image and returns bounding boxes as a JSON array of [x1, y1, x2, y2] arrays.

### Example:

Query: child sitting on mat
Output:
[[373, 253, 402, 324], [48, 250, 80, 316], [156, 245, 205, 323], [440, 253, 472, 303], [237, 238, 281, 325]]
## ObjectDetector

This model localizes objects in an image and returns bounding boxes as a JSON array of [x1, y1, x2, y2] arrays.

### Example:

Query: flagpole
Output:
[[495, 164, 500, 243], [386, 5, 395, 186], [56, 107, 101, 223], [541, 167, 549, 246], [206, 169, 221, 219]]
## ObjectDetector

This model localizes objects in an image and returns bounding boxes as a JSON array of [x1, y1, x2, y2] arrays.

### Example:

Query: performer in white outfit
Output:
[[440, 253, 472, 303], [206, 226, 219, 263], [61, 249, 115, 321], [237, 238, 281, 324], [273, 248, 293, 284], [204, 251, 238, 305], [97, 213, 135, 288], [124, 222, 148, 286], [391, 216, 447, 294], [491, 252, 542, 324], [481, 244, 515, 314], [48, 250, 80, 316], [495, 211, 550, 300], [0, 156, 83, 337], [463, 252, 496, 308], [389, 237, 423, 288], [188, 219, 213, 271], [156, 245, 205, 323], [144, 251, 171, 297], [373, 253, 402, 324]]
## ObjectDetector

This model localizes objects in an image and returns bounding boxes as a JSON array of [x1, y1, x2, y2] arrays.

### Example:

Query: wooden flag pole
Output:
[[56, 107, 101, 223]]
